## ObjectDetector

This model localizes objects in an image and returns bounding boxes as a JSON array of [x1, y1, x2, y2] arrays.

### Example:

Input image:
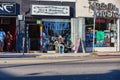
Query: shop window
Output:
[[28, 19, 71, 50], [42, 19, 71, 50], [85, 18, 117, 47]]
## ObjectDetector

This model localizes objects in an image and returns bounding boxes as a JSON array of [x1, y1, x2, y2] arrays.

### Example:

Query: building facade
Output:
[[1, 0, 120, 53], [0, 0, 21, 52], [0, 0, 76, 52], [74, 0, 120, 52]]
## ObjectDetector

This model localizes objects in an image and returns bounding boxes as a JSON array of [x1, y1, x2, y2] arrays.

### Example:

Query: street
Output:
[[0, 56, 120, 80]]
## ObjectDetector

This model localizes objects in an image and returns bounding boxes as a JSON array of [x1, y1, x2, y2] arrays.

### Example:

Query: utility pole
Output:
[[88, 0, 98, 52]]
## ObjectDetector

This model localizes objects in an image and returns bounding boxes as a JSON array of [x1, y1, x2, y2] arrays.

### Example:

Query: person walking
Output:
[[0, 28, 6, 52]]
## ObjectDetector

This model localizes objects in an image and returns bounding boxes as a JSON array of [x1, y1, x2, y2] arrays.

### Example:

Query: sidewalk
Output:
[[0, 52, 39, 58], [96, 52, 120, 56], [0, 52, 120, 58]]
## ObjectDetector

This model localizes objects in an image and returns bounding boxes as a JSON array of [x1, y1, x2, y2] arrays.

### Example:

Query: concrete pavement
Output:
[[0, 52, 120, 58], [0, 52, 120, 64]]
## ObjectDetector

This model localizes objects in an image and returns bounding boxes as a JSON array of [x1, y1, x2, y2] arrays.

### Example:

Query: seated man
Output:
[[57, 35, 64, 53]]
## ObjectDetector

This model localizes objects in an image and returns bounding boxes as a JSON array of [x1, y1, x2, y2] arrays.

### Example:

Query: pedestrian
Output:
[[57, 35, 64, 53], [0, 28, 6, 52], [42, 31, 48, 52], [5, 31, 13, 51]]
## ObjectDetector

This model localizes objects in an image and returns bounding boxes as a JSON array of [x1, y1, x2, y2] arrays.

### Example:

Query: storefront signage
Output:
[[18, 15, 24, 21], [36, 20, 42, 25], [89, 2, 119, 18], [0, 3, 17, 15], [32, 5, 70, 16]]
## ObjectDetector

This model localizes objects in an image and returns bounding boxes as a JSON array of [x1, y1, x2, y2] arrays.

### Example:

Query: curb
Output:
[[96, 53, 120, 56], [0, 52, 120, 58], [36, 53, 90, 58]]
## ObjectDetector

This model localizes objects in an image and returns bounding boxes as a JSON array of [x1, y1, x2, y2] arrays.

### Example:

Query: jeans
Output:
[[58, 44, 64, 53]]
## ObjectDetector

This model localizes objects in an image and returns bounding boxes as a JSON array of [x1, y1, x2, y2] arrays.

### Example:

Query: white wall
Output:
[[76, 0, 120, 17], [31, 0, 76, 2]]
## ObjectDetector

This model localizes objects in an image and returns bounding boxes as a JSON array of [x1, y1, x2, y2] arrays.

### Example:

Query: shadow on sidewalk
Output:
[[0, 53, 39, 58]]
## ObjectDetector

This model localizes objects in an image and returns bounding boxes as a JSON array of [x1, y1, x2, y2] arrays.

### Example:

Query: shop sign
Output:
[[0, 3, 17, 15], [18, 15, 24, 21], [32, 5, 70, 16], [36, 20, 42, 25], [89, 2, 119, 18]]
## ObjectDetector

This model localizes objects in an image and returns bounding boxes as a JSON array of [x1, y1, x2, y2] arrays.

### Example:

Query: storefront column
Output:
[[71, 17, 85, 53], [117, 19, 120, 51], [71, 18, 78, 46]]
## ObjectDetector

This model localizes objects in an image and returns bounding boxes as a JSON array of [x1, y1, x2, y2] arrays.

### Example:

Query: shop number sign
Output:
[[36, 20, 41, 25], [18, 15, 24, 21]]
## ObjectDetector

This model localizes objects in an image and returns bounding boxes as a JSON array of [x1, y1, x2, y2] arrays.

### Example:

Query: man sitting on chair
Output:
[[57, 35, 64, 53]]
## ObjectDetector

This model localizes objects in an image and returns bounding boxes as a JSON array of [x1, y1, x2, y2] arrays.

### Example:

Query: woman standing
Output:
[[5, 31, 13, 51]]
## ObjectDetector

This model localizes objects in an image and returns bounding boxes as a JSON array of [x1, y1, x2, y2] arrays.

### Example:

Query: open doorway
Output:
[[29, 25, 39, 50]]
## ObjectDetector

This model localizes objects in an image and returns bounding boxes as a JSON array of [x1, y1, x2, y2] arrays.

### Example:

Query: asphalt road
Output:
[[0, 58, 120, 80]]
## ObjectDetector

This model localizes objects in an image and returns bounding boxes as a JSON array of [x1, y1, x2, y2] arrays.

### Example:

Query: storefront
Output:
[[75, 0, 120, 52], [0, 0, 75, 53], [0, 2, 20, 52], [25, 0, 75, 52]]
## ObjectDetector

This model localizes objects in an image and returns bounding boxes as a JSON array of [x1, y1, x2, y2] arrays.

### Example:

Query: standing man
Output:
[[42, 31, 48, 52], [0, 28, 6, 52]]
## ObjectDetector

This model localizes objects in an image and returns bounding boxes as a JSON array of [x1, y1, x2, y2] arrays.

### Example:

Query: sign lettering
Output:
[[32, 5, 70, 16], [0, 3, 16, 15], [89, 2, 119, 18]]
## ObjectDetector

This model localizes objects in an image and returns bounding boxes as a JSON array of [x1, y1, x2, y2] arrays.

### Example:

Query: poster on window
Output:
[[96, 31, 105, 41]]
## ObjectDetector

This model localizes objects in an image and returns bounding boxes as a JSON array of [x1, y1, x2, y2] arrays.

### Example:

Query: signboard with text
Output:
[[32, 5, 70, 16], [0, 3, 18, 15], [36, 20, 42, 25], [89, 2, 119, 18]]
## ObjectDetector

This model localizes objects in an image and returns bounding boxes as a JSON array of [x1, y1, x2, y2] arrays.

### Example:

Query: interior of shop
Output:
[[0, 17, 16, 52], [28, 19, 72, 52], [85, 18, 117, 47]]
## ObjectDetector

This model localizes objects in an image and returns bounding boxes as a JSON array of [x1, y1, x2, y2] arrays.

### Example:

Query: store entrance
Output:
[[28, 19, 71, 51], [29, 25, 39, 50], [0, 17, 16, 52]]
